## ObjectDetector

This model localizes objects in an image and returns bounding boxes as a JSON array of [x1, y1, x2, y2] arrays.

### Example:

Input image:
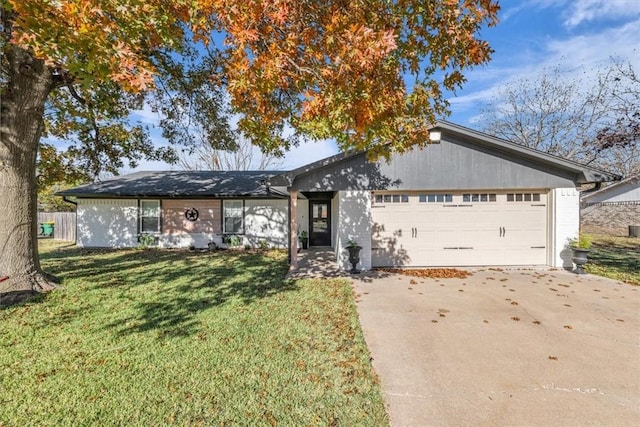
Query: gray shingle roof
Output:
[[56, 171, 287, 198]]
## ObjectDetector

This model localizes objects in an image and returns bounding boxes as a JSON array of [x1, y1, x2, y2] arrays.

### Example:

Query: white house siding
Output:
[[550, 188, 580, 269], [77, 199, 138, 247], [335, 191, 371, 270], [606, 186, 640, 202], [244, 199, 289, 248], [584, 182, 640, 204]]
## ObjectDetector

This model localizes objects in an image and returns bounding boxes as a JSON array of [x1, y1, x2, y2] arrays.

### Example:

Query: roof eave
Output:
[[55, 192, 283, 199]]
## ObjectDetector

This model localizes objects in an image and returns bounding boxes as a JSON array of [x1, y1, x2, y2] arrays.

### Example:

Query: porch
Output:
[[288, 247, 343, 278]]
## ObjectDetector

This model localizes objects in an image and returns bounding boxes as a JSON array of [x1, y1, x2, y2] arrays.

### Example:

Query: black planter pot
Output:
[[300, 238, 308, 250], [571, 247, 590, 274], [346, 245, 362, 274]]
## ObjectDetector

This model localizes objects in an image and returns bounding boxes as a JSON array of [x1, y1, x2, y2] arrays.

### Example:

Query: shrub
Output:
[[569, 233, 592, 249], [138, 233, 158, 249], [222, 234, 242, 247]]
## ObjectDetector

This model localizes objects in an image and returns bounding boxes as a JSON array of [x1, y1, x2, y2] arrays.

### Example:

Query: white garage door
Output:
[[371, 192, 547, 267]]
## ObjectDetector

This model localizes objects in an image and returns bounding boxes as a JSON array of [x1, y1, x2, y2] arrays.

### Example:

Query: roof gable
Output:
[[269, 121, 621, 190]]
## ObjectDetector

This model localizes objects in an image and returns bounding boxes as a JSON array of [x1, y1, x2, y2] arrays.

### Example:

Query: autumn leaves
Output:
[[8, 0, 500, 155]]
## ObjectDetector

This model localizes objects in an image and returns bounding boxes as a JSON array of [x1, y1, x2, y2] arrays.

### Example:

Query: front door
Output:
[[310, 200, 331, 246]]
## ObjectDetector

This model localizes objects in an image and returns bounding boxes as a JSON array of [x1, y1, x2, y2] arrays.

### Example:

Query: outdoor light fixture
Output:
[[429, 130, 442, 142]]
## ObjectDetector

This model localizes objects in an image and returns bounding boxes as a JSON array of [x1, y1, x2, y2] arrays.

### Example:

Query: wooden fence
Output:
[[37, 212, 76, 242]]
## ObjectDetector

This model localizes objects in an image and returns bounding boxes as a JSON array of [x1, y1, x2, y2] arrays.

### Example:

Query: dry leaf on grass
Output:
[[377, 268, 472, 279]]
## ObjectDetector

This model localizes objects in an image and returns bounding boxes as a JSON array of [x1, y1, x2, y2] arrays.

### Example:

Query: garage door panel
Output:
[[371, 238, 413, 266], [371, 191, 548, 267]]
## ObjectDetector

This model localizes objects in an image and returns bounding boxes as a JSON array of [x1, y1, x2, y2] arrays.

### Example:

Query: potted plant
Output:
[[299, 230, 309, 249], [569, 233, 592, 274], [345, 239, 363, 274]]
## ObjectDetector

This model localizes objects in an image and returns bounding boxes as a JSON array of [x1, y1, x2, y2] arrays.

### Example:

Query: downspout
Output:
[[578, 182, 602, 210], [62, 196, 77, 206], [580, 181, 602, 196]]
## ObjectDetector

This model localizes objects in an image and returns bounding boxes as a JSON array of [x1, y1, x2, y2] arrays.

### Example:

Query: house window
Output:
[[507, 193, 542, 202], [463, 193, 497, 203], [223, 200, 244, 233], [419, 193, 453, 203], [140, 200, 160, 234], [374, 194, 410, 204]]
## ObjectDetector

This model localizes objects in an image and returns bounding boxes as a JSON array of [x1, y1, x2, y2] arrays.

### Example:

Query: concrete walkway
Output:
[[288, 247, 343, 278], [352, 269, 640, 426]]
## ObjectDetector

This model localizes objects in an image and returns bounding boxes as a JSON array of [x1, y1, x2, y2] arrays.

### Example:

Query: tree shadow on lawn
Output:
[[40, 247, 298, 338], [589, 243, 640, 274]]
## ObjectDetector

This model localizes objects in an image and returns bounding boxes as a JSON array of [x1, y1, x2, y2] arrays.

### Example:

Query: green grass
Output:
[[0, 241, 388, 426], [586, 234, 640, 285]]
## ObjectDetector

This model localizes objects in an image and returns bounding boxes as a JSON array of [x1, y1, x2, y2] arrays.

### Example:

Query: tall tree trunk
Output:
[[0, 45, 56, 301]]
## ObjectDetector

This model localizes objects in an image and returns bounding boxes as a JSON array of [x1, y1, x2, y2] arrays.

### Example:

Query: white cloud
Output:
[[510, 0, 640, 28], [448, 16, 640, 125], [563, 0, 640, 28]]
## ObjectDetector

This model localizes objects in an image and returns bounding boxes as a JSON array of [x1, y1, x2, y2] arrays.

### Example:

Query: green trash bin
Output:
[[40, 221, 55, 237]]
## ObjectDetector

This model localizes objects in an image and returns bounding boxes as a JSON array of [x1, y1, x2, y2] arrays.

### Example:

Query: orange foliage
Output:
[[8, 0, 499, 153]]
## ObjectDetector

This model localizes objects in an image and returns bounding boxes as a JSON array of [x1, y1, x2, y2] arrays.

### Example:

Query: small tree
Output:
[[179, 136, 283, 171], [479, 62, 639, 177], [593, 62, 640, 176]]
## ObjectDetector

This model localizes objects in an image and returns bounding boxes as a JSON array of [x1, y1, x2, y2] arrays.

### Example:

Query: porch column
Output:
[[289, 190, 298, 270]]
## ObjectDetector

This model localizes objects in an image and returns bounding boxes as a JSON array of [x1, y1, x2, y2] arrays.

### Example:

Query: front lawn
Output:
[[0, 241, 388, 426], [586, 234, 640, 285]]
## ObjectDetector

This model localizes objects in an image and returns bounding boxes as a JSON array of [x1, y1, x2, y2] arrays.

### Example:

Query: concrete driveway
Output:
[[352, 269, 640, 426]]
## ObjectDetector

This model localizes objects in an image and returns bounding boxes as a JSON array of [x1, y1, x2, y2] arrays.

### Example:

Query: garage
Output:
[[371, 191, 548, 267], [267, 121, 619, 270]]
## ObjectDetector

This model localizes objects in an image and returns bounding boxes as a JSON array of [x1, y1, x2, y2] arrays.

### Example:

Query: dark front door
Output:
[[310, 200, 331, 246]]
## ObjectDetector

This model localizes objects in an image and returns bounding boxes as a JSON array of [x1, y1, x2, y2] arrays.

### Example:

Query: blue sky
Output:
[[128, 0, 640, 172]]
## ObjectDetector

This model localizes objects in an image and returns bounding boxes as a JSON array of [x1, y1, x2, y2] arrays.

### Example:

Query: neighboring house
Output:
[[58, 121, 620, 270], [581, 175, 640, 236]]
